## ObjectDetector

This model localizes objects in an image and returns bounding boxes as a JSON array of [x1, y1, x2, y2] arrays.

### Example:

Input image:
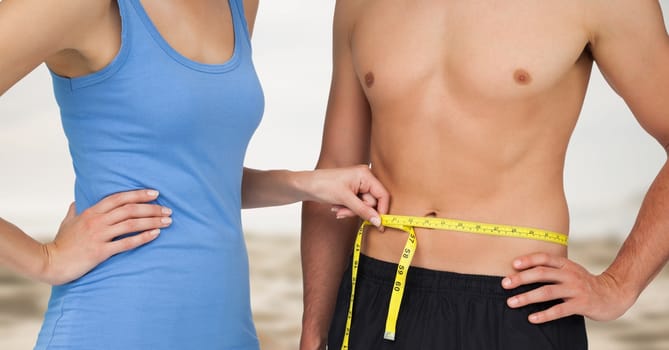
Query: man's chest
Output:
[[350, 0, 591, 99]]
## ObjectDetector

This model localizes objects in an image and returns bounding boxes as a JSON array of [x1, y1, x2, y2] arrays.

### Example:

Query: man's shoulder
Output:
[[583, 0, 667, 48]]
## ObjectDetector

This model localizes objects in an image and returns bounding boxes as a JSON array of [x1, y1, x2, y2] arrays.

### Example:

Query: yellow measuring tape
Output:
[[341, 214, 568, 349]]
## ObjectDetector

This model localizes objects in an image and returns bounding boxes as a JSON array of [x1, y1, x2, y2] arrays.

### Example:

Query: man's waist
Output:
[[375, 214, 568, 246], [360, 214, 568, 276]]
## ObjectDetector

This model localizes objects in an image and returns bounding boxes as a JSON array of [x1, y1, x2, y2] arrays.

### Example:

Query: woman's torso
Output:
[[36, 0, 264, 348]]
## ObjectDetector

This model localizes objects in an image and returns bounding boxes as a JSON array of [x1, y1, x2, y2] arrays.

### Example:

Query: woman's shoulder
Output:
[[44, 0, 122, 78], [0, 0, 119, 93]]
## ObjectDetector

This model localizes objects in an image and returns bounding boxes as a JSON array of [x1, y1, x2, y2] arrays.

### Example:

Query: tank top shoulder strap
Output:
[[53, 0, 134, 90], [114, 0, 137, 38], [115, 0, 130, 18], [229, 0, 254, 52]]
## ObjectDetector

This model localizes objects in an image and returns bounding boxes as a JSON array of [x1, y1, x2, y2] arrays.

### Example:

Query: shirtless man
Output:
[[300, 0, 669, 349]]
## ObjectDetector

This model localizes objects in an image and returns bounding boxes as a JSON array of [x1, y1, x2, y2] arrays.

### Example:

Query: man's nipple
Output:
[[364, 72, 375, 88], [513, 69, 532, 85]]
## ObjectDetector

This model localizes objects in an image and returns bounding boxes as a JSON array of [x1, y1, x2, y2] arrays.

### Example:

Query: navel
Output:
[[513, 69, 532, 85], [364, 72, 375, 88]]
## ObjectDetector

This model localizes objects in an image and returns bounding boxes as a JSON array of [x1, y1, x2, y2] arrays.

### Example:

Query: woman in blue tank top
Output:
[[0, 0, 388, 348]]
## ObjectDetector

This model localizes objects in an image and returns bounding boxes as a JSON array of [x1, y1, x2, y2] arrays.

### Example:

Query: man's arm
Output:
[[300, 1, 379, 349], [503, 0, 669, 323]]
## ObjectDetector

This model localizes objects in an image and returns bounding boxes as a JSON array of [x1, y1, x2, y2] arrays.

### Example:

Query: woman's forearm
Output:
[[0, 190, 174, 285], [241, 166, 388, 225], [0, 217, 48, 281], [241, 168, 311, 209]]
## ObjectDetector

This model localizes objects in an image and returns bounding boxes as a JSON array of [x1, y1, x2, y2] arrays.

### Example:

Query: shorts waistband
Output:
[[356, 254, 543, 298]]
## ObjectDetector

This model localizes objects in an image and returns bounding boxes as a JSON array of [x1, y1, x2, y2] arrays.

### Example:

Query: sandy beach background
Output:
[[1, 235, 668, 350]]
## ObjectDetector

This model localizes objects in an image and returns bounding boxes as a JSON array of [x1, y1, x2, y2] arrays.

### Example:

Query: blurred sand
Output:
[[1, 235, 668, 350]]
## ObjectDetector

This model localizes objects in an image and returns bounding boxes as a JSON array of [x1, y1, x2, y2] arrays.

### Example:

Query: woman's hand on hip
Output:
[[41, 189, 172, 285]]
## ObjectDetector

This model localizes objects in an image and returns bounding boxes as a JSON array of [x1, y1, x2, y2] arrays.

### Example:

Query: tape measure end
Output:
[[383, 332, 396, 341]]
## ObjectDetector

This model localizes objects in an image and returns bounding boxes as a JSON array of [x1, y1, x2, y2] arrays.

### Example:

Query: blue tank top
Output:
[[35, 0, 264, 348]]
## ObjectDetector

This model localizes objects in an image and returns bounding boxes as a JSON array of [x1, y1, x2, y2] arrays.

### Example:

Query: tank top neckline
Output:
[[128, 0, 243, 74]]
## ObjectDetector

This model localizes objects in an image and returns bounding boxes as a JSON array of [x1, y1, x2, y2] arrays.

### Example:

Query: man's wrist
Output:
[[599, 269, 640, 310], [299, 331, 327, 350], [300, 316, 329, 350]]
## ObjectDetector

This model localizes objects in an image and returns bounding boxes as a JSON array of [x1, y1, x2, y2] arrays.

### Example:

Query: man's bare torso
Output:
[[351, 0, 594, 275]]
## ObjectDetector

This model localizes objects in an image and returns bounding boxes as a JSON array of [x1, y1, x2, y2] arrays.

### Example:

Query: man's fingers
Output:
[[527, 302, 574, 324], [91, 189, 160, 213], [106, 229, 161, 257], [104, 204, 172, 225], [506, 283, 575, 309], [104, 217, 172, 240], [511, 252, 566, 271], [503, 266, 567, 289]]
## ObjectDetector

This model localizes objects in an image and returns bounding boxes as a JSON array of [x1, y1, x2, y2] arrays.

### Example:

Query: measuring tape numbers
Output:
[[340, 214, 568, 349]]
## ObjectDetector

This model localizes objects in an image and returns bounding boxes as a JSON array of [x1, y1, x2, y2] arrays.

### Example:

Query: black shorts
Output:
[[328, 254, 588, 350]]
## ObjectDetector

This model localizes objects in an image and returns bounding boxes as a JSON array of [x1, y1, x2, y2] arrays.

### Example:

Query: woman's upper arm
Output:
[[0, 0, 105, 95], [587, 0, 669, 148], [317, 0, 371, 169]]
